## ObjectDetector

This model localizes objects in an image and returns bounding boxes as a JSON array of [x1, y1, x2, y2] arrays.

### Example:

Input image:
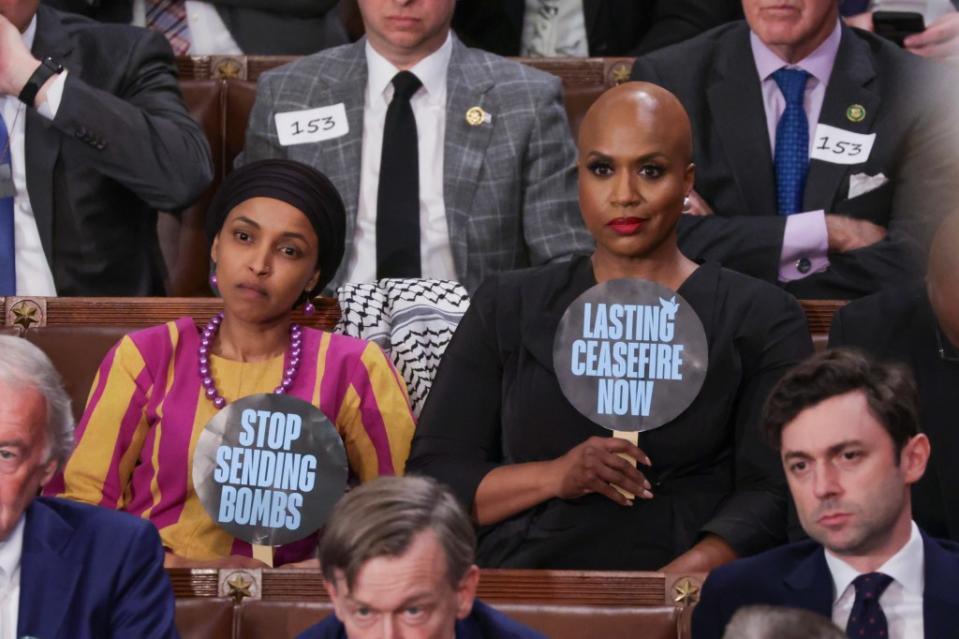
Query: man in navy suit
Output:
[[692, 349, 959, 639], [0, 336, 178, 639], [297, 476, 544, 639]]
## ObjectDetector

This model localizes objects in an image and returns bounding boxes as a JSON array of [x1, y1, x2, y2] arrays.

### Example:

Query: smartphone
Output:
[[872, 11, 925, 47]]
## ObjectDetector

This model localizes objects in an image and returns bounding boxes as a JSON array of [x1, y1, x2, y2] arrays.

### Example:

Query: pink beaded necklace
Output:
[[198, 312, 303, 409]]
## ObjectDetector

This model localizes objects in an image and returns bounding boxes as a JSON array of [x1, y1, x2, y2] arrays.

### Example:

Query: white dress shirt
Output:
[[132, 0, 242, 55], [750, 20, 843, 283], [3, 15, 65, 296], [825, 521, 925, 639], [0, 515, 25, 639], [521, 0, 589, 57], [344, 34, 456, 284]]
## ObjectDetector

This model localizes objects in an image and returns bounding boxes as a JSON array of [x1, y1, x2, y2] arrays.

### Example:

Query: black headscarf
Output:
[[206, 159, 346, 296]]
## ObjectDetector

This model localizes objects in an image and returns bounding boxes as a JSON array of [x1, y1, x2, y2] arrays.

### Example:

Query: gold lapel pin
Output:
[[466, 106, 491, 126], [846, 104, 866, 123]]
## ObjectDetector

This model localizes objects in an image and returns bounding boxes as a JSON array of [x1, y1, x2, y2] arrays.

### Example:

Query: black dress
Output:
[[408, 256, 813, 569], [829, 284, 959, 541]]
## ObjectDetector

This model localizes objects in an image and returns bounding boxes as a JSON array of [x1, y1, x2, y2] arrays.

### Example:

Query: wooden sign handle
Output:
[[612, 430, 639, 500], [252, 543, 274, 567]]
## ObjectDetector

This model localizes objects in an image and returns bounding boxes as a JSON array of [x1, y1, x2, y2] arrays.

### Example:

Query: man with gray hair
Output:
[[298, 476, 545, 639], [0, 335, 178, 639], [723, 605, 844, 639]]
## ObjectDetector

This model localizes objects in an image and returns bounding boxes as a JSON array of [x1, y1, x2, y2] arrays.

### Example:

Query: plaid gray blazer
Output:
[[239, 36, 593, 292]]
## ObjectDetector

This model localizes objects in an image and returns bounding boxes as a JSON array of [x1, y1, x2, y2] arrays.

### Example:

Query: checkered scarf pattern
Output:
[[336, 279, 470, 416]]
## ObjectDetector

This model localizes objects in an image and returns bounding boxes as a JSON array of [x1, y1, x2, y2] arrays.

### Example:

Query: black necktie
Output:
[[845, 572, 894, 639], [376, 70, 422, 279]]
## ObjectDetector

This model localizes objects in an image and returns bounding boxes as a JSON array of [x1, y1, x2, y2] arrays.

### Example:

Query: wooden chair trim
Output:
[[800, 299, 847, 335], [169, 567, 689, 607], [1, 296, 340, 331], [2, 296, 846, 342], [175, 55, 636, 86]]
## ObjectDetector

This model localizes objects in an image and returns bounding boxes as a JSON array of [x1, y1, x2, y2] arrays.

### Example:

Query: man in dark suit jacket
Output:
[[0, 336, 177, 639], [829, 212, 959, 542], [452, 0, 743, 57], [2, 2, 211, 295], [631, 0, 959, 299], [693, 349, 959, 639], [42, 0, 347, 55], [297, 476, 544, 639]]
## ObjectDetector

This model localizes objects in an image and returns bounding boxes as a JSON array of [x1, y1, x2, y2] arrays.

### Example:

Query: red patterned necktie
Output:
[[145, 0, 191, 55], [845, 572, 894, 639]]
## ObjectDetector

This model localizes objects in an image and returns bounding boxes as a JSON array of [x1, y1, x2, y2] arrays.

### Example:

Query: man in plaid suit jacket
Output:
[[239, 0, 592, 293]]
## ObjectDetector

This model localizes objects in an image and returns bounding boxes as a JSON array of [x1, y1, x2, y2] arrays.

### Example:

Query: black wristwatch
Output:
[[19, 57, 64, 107]]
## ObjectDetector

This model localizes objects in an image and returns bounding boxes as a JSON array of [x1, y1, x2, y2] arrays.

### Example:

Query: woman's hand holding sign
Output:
[[473, 435, 654, 526], [550, 436, 653, 506]]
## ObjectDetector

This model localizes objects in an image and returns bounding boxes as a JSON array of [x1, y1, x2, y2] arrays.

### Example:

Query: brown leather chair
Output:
[[175, 598, 235, 639], [236, 600, 334, 639], [22, 326, 134, 422], [224, 79, 258, 177], [235, 599, 680, 639], [164, 79, 226, 297], [499, 603, 680, 639]]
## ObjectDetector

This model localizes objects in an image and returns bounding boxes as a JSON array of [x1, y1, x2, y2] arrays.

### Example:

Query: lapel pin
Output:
[[466, 106, 491, 126], [846, 104, 866, 123]]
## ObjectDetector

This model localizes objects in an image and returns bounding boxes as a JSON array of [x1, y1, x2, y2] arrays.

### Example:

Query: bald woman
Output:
[[409, 83, 813, 572], [830, 212, 959, 542]]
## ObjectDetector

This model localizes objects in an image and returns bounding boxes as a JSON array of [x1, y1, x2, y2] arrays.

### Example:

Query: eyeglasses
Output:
[[935, 325, 959, 363]]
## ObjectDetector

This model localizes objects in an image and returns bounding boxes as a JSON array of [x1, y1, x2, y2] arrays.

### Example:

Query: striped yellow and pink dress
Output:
[[45, 317, 416, 565]]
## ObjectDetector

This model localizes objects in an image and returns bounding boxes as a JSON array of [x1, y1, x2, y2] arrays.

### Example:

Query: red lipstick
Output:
[[607, 217, 646, 235]]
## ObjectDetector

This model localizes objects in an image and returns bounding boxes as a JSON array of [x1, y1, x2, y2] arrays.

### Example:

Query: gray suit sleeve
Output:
[[520, 75, 593, 264], [50, 29, 212, 211], [236, 73, 287, 167]]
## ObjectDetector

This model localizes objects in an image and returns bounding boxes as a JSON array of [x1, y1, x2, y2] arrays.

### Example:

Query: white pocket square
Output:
[[848, 172, 888, 199]]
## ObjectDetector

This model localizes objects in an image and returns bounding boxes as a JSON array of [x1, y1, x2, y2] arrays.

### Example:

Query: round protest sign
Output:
[[553, 279, 708, 432], [193, 393, 347, 546]]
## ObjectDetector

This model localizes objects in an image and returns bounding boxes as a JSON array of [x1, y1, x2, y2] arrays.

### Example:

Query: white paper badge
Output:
[[275, 104, 349, 147], [810, 123, 876, 165]]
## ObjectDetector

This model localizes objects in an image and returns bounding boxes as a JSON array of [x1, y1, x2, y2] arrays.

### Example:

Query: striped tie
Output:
[[146, 0, 191, 55]]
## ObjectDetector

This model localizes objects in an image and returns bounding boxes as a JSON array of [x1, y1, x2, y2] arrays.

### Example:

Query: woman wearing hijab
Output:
[[408, 84, 813, 573], [47, 160, 416, 567]]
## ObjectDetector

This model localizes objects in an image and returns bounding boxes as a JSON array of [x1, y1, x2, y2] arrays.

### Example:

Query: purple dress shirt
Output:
[[749, 20, 842, 281]]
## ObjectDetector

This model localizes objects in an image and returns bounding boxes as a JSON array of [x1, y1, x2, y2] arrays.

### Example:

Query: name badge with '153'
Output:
[[275, 104, 349, 146], [810, 123, 876, 165]]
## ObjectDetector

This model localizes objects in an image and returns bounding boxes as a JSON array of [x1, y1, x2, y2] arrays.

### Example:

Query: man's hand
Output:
[[825, 214, 887, 252], [0, 13, 39, 99], [904, 13, 959, 60], [546, 436, 653, 506], [683, 189, 714, 217]]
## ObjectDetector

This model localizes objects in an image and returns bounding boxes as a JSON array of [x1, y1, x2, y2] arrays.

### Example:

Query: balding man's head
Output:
[[928, 212, 959, 346], [578, 82, 694, 166]]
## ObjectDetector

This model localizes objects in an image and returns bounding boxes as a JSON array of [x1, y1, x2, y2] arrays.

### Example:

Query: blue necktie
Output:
[[845, 572, 894, 639], [772, 68, 810, 216], [0, 114, 14, 296]]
